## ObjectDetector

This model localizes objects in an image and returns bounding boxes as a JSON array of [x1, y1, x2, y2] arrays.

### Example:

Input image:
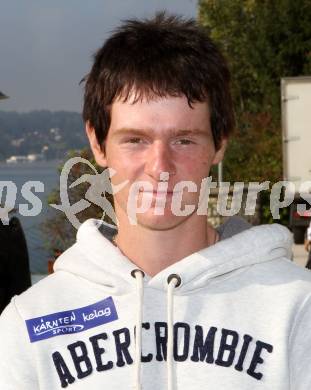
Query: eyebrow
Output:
[[112, 128, 209, 137]]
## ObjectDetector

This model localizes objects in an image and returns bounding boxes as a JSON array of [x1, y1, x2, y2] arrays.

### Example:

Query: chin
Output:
[[134, 209, 194, 231]]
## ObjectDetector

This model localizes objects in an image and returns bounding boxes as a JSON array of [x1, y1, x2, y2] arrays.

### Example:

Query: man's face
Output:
[[88, 94, 226, 230]]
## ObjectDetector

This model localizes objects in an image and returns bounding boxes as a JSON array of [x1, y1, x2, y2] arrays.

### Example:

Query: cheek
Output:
[[179, 152, 213, 177], [108, 162, 142, 200], [107, 154, 138, 181]]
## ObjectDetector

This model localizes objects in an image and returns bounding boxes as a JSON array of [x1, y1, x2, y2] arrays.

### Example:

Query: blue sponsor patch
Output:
[[25, 297, 118, 343]]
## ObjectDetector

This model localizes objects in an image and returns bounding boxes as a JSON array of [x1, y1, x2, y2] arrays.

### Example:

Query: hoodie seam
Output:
[[55, 269, 131, 296], [288, 290, 311, 388], [288, 291, 311, 344], [179, 256, 259, 288], [147, 265, 253, 295]]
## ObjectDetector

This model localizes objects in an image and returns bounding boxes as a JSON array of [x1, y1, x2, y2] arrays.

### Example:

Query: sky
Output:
[[0, 0, 197, 113]]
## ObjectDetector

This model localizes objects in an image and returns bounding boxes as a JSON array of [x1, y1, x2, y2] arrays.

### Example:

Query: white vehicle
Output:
[[282, 76, 311, 243]]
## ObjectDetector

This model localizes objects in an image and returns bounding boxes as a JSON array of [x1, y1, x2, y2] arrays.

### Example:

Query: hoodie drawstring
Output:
[[131, 269, 145, 390], [131, 271, 181, 390], [167, 274, 181, 390]]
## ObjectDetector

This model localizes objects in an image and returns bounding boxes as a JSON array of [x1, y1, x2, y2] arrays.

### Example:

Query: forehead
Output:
[[109, 94, 211, 132]]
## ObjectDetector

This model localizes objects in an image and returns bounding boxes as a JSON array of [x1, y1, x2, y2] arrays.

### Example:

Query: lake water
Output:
[[0, 160, 61, 274]]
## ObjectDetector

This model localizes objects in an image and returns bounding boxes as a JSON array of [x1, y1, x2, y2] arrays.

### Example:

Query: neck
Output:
[[113, 211, 218, 276]]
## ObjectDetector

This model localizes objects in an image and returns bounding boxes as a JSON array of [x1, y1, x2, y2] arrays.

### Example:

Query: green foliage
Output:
[[260, 188, 290, 226], [199, 0, 311, 223], [199, 0, 311, 118], [224, 112, 283, 182]]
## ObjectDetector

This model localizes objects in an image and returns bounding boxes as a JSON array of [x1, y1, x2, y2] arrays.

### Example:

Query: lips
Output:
[[140, 190, 172, 195], [139, 190, 181, 199]]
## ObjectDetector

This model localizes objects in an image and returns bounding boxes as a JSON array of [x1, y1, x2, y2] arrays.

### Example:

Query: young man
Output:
[[1, 13, 311, 390]]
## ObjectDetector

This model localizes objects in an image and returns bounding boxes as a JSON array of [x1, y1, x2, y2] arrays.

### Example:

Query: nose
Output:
[[144, 141, 176, 181]]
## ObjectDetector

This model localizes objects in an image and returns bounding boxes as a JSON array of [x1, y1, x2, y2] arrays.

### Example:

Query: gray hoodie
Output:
[[0, 218, 311, 390]]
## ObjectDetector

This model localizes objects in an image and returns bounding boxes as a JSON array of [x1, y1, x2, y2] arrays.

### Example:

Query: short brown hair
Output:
[[82, 12, 234, 150]]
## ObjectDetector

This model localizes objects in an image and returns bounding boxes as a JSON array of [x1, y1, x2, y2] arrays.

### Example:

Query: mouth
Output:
[[139, 190, 179, 197]]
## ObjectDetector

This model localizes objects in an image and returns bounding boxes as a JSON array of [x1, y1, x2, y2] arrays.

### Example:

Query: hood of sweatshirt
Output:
[[54, 218, 293, 295]]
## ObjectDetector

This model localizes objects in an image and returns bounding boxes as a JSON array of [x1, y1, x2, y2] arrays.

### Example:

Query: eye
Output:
[[175, 139, 195, 145], [126, 137, 144, 144]]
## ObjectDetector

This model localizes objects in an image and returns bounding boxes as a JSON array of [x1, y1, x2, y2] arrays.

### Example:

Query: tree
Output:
[[199, 0, 311, 116], [199, 0, 311, 223], [199, 0, 311, 183]]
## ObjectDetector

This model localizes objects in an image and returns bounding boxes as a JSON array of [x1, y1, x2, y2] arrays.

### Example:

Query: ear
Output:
[[211, 138, 227, 165], [85, 121, 107, 167]]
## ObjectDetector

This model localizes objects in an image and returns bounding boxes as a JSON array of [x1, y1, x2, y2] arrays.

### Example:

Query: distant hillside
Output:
[[0, 110, 88, 161]]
